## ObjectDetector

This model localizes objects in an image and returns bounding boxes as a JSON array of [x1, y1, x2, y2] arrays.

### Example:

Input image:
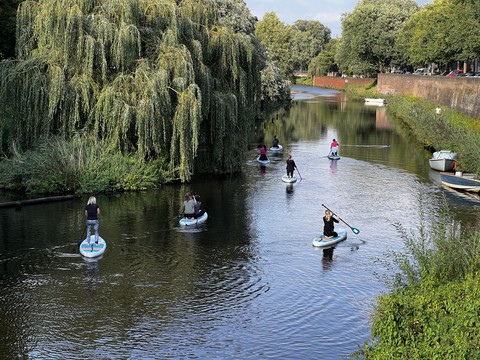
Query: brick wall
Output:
[[313, 76, 375, 88], [378, 74, 480, 119]]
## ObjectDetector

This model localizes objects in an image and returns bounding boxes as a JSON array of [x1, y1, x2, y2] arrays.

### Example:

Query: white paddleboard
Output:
[[79, 235, 106, 258], [312, 228, 347, 248], [282, 175, 297, 183]]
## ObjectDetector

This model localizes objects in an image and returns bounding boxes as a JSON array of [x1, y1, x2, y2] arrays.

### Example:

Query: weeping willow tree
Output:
[[0, 0, 262, 182]]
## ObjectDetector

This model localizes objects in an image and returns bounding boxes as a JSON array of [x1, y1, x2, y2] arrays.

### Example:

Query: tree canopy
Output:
[[0, 0, 265, 181], [337, 0, 418, 75], [397, 0, 480, 67], [255, 12, 330, 78]]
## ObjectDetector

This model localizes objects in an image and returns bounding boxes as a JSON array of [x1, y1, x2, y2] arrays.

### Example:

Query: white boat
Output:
[[256, 156, 270, 165], [312, 228, 347, 248], [429, 150, 457, 172], [179, 212, 208, 226], [281, 175, 297, 183], [269, 144, 283, 153], [364, 98, 386, 106], [79, 236, 106, 258]]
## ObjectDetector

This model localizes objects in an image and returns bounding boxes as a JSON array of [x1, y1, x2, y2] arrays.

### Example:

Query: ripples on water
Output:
[[1, 87, 479, 359]]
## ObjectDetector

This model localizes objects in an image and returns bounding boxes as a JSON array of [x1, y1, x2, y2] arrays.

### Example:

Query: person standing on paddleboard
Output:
[[85, 196, 100, 245], [330, 139, 339, 156], [286, 155, 297, 179], [323, 210, 340, 238]]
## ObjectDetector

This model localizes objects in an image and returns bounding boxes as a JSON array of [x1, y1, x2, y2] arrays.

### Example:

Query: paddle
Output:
[[296, 167, 303, 180], [77, 225, 87, 246], [321, 204, 360, 234]]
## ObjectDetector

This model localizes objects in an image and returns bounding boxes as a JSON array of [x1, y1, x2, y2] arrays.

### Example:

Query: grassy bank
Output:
[[346, 87, 480, 175], [354, 200, 480, 358], [0, 135, 170, 194]]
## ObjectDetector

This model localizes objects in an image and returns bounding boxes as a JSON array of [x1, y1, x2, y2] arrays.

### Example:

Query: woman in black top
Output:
[[323, 210, 340, 238], [85, 196, 100, 244], [286, 155, 296, 179]]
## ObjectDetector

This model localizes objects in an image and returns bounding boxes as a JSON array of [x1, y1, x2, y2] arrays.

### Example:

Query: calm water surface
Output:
[[1, 86, 479, 359]]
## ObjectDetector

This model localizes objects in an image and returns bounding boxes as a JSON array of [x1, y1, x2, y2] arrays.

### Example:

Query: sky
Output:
[[243, 0, 433, 38]]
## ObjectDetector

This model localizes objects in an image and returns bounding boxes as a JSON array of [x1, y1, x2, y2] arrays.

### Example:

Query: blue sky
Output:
[[243, 0, 433, 38]]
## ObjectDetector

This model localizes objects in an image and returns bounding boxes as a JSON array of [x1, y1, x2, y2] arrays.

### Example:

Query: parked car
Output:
[[413, 68, 425, 75], [465, 72, 479, 77], [446, 70, 463, 77]]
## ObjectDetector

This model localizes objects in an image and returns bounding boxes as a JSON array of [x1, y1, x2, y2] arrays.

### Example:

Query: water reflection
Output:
[[1, 86, 479, 359]]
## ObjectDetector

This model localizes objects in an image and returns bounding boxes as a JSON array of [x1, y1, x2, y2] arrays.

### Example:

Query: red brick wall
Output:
[[378, 74, 480, 119], [313, 76, 375, 88]]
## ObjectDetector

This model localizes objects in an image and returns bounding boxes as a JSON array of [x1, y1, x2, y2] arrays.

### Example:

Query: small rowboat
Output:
[[312, 228, 347, 248], [179, 212, 208, 226], [328, 154, 340, 160], [79, 236, 107, 258], [269, 144, 283, 153], [256, 156, 270, 165], [440, 172, 480, 193], [281, 175, 297, 183]]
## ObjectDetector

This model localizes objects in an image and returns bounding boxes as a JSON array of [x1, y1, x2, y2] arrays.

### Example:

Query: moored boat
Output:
[[429, 150, 457, 172], [440, 172, 480, 192], [364, 98, 386, 106]]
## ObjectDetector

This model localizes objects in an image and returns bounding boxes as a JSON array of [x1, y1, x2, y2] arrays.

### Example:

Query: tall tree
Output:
[[291, 20, 331, 71], [337, 0, 418, 75], [255, 12, 295, 78], [0, 0, 264, 181], [308, 38, 339, 77], [397, 0, 480, 68]]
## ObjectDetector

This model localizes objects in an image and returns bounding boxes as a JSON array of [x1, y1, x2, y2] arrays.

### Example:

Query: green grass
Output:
[[0, 135, 171, 194]]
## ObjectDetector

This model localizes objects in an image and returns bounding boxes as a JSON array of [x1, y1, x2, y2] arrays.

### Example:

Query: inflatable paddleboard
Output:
[[327, 154, 340, 160], [79, 236, 106, 258], [179, 212, 208, 226], [256, 156, 270, 165], [270, 144, 283, 153], [312, 228, 347, 248], [282, 175, 297, 183]]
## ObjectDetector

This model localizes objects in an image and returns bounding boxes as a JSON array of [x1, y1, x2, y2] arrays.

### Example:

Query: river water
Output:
[[1, 86, 479, 359]]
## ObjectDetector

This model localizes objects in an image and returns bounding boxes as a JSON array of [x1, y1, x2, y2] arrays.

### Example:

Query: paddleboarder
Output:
[[323, 210, 341, 238], [85, 196, 100, 245], [286, 155, 297, 179], [330, 139, 339, 156]]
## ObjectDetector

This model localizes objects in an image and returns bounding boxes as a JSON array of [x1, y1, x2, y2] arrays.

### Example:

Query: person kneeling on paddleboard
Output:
[[323, 210, 340, 238]]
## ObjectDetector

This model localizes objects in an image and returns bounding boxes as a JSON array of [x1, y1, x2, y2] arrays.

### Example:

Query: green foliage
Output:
[[0, 0, 263, 184], [256, 12, 331, 78], [0, 135, 168, 194], [337, 0, 418, 75], [0, 0, 22, 59], [397, 0, 480, 67], [386, 95, 480, 175], [355, 200, 480, 358], [358, 273, 480, 359], [308, 38, 339, 76]]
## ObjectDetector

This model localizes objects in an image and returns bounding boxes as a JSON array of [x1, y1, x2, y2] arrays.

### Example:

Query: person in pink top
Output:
[[259, 145, 268, 161], [330, 139, 339, 156]]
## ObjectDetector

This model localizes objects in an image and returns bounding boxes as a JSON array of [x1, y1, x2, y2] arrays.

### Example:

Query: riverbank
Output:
[[345, 86, 480, 176]]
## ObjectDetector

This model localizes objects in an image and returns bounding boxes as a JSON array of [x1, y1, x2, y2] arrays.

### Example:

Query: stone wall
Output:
[[378, 74, 480, 119], [312, 76, 375, 89]]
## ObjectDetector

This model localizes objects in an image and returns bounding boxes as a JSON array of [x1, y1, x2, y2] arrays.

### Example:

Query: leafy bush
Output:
[[354, 200, 480, 358], [0, 135, 170, 194]]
